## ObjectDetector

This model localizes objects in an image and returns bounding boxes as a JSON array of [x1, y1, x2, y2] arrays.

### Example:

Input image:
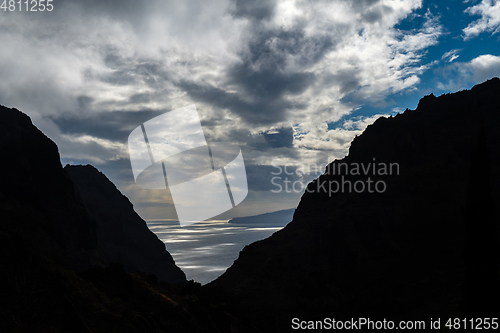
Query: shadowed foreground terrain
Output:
[[1, 78, 500, 332]]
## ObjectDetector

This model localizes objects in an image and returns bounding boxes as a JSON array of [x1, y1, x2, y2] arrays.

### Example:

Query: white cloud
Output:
[[274, 2, 441, 152], [441, 49, 462, 63], [469, 54, 500, 80], [463, 0, 500, 39], [294, 113, 390, 155], [436, 54, 500, 91]]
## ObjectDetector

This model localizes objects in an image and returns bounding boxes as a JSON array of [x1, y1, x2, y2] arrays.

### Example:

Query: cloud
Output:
[[230, 0, 277, 21], [294, 113, 390, 152], [0, 0, 438, 137], [0, 0, 448, 216], [245, 164, 299, 192], [263, 127, 294, 148], [463, 0, 500, 39], [49, 109, 168, 141], [469, 54, 500, 80], [436, 54, 500, 91], [441, 49, 462, 63]]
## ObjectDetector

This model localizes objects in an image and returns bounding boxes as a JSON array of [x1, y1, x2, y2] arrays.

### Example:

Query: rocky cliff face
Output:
[[211, 78, 500, 329], [65, 164, 185, 283]]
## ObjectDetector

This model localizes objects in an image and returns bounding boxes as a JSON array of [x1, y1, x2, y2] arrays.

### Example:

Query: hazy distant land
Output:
[[227, 208, 295, 226]]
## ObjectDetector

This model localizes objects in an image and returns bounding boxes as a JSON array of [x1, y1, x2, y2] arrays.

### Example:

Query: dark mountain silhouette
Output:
[[0, 105, 185, 283], [0, 106, 100, 271], [65, 164, 186, 283], [228, 208, 295, 226], [210, 78, 500, 330], [0, 106, 249, 332], [2, 78, 500, 332], [460, 128, 500, 318]]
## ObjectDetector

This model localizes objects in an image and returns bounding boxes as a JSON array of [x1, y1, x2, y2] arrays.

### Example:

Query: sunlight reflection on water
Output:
[[146, 219, 283, 284]]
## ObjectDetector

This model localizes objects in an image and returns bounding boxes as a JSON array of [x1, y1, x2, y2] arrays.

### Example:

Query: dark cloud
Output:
[[50, 109, 168, 142], [99, 51, 168, 87], [346, 0, 381, 11], [245, 164, 298, 191], [208, 8, 339, 124], [322, 71, 362, 95], [212, 128, 263, 145], [76, 95, 94, 110], [58, 0, 152, 29], [179, 23, 336, 125], [245, 163, 322, 192], [103, 47, 127, 69], [101, 69, 138, 86], [129, 93, 154, 104], [177, 79, 304, 124], [263, 127, 294, 148], [230, 0, 277, 21], [207, 125, 294, 150], [236, 23, 337, 72], [228, 61, 314, 98], [362, 5, 394, 24], [53, 106, 292, 153]]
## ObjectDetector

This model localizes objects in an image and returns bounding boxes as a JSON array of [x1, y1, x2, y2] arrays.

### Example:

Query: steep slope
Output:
[[0, 106, 99, 270], [211, 78, 500, 329], [65, 164, 185, 283]]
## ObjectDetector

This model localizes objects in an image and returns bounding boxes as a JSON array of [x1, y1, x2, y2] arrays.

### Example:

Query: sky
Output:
[[1, 0, 500, 221]]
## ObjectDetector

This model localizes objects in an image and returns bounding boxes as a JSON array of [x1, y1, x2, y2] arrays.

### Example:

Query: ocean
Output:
[[147, 220, 283, 284]]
